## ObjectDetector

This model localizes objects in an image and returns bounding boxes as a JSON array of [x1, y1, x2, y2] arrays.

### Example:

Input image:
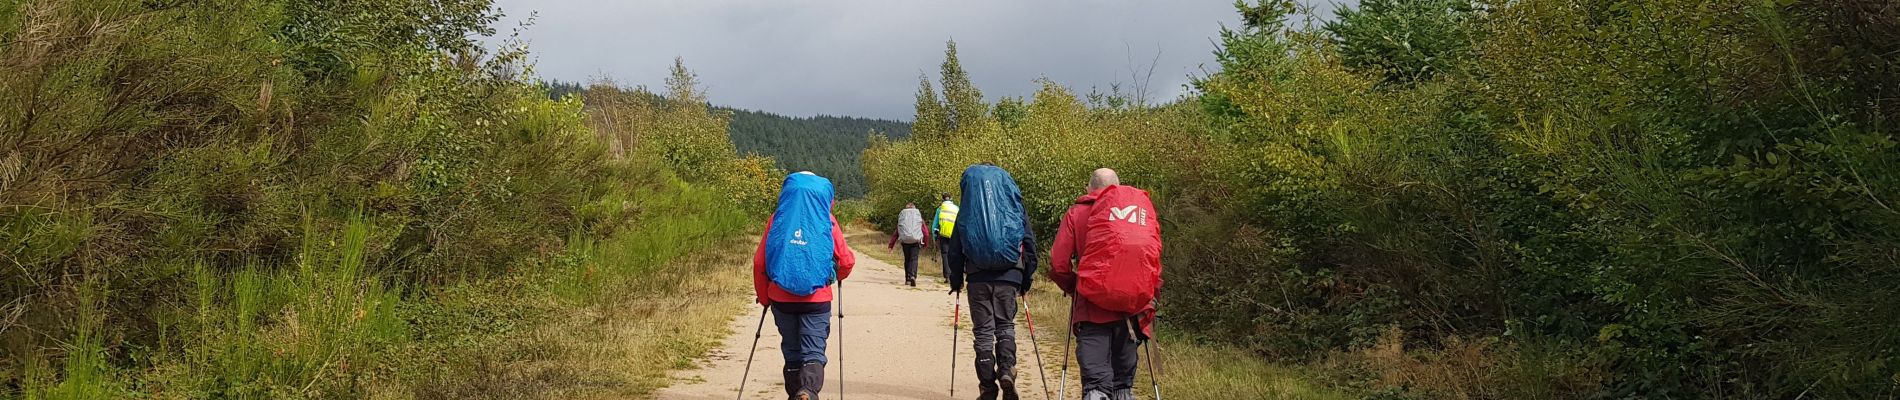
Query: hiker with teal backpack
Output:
[[750, 172, 856, 400], [946, 164, 1040, 400]]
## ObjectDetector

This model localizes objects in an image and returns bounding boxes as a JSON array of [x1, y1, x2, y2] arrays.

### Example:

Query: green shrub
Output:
[[0, 0, 769, 396], [866, 0, 1900, 396]]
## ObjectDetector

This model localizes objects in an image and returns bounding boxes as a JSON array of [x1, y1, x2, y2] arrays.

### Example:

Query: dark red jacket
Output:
[[1049, 189, 1156, 337], [753, 215, 856, 305]]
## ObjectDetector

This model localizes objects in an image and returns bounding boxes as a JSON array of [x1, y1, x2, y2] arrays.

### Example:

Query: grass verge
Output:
[[368, 186, 757, 399]]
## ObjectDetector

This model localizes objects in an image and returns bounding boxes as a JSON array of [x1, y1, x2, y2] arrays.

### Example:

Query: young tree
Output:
[[938, 40, 993, 135], [992, 96, 1027, 130], [1324, 0, 1475, 85], [665, 56, 707, 104], [912, 73, 949, 138]]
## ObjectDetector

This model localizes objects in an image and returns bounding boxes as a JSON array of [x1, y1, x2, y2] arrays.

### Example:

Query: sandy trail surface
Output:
[[658, 248, 1048, 400]]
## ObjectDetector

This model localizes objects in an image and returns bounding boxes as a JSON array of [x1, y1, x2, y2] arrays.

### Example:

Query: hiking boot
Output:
[[975, 387, 1000, 400], [976, 353, 1000, 400], [999, 373, 1019, 400], [1083, 390, 1113, 400], [797, 361, 824, 398], [782, 367, 801, 399], [1111, 388, 1135, 400]]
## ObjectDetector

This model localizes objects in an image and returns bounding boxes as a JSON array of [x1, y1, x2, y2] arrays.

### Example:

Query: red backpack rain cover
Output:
[[1077, 185, 1162, 314]]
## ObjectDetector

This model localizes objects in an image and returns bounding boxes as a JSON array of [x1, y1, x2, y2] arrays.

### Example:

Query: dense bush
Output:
[[579, 63, 783, 215], [863, 77, 1206, 235], [552, 79, 907, 199], [0, 0, 769, 396], [866, 0, 1900, 396]]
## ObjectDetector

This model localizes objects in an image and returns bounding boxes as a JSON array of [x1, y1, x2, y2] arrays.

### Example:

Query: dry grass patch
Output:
[[389, 237, 755, 400], [1020, 286, 1349, 400], [1336, 327, 1606, 399]]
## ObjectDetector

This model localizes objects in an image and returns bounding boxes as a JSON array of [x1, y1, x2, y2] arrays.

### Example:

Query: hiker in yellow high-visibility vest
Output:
[[932, 193, 959, 280]]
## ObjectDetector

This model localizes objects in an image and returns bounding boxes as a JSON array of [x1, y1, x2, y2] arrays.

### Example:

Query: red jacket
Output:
[[1049, 189, 1156, 337], [753, 215, 856, 305]]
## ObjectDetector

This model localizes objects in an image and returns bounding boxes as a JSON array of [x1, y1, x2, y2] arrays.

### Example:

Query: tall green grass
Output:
[[17, 181, 756, 398], [545, 178, 752, 305], [2, 1, 778, 397], [17, 216, 406, 398], [385, 178, 757, 399]]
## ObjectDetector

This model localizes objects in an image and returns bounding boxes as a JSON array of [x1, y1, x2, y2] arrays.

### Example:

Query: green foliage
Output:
[[911, 73, 950, 139], [833, 198, 874, 225], [727, 110, 911, 198], [938, 40, 995, 135], [865, 77, 1207, 239], [0, 0, 764, 396], [579, 65, 784, 214], [992, 96, 1028, 130], [869, 1, 1900, 397], [1180, 0, 1899, 397], [1324, 0, 1476, 84], [543, 79, 586, 100], [551, 81, 907, 199]]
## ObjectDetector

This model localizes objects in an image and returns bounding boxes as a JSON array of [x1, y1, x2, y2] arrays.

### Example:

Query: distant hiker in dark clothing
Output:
[[946, 164, 1040, 400], [753, 172, 857, 400], [888, 202, 933, 286], [1049, 168, 1161, 400]]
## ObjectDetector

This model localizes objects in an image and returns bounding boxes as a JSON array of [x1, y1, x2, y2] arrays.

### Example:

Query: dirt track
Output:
[[657, 247, 1051, 400]]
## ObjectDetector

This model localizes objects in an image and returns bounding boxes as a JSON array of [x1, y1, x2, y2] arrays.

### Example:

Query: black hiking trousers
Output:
[[901, 243, 922, 283], [967, 281, 1019, 394], [1075, 319, 1140, 395]]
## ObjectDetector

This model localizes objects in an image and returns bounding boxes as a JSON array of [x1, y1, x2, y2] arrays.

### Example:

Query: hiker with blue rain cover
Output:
[[946, 163, 1040, 400], [752, 171, 856, 400]]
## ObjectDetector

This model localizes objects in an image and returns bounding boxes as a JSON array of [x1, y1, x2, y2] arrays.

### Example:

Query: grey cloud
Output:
[[492, 0, 1346, 120]]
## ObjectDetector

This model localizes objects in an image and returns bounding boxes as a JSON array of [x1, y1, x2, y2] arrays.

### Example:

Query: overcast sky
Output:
[[491, 1, 1345, 121]]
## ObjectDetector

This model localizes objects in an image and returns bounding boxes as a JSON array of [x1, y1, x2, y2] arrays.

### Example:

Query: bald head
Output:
[[1088, 168, 1120, 192]]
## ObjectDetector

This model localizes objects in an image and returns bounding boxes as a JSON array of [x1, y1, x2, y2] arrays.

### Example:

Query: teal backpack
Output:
[[956, 165, 1027, 272]]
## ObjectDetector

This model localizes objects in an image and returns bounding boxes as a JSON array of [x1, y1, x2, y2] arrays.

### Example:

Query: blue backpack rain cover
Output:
[[956, 165, 1027, 271], [765, 173, 838, 296]]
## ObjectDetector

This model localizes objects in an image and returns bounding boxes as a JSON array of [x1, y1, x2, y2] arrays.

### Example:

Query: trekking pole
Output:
[[1058, 325, 1072, 400], [1144, 308, 1164, 400], [950, 294, 962, 397], [838, 280, 845, 400], [736, 304, 770, 400], [1019, 296, 1051, 399], [1143, 339, 1162, 400]]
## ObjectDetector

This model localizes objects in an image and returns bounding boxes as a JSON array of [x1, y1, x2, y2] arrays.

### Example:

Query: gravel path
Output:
[[658, 248, 1043, 400]]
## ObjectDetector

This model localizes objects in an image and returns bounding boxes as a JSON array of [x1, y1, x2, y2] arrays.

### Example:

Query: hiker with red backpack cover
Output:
[[752, 172, 856, 400], [1048, 168, 1161, 400]]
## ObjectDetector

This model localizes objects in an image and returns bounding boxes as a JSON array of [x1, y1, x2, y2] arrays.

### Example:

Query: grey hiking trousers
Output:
[[967, 281, 1020, 393]]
